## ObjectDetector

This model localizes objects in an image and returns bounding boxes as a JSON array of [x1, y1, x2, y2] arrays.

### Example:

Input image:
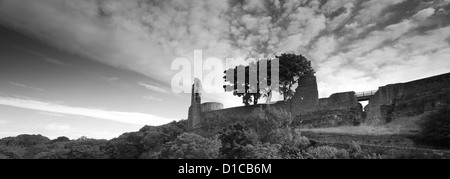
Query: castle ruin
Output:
[[188, 72, 450, 130]]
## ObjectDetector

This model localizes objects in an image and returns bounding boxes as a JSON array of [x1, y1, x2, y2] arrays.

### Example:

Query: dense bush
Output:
[[106, 132, 145, 159], [0, 153, 8, 159], [302, 146, 350, 159], [155, 133, 220, 159], [420, 105, 450, 148], [0, 146, 23, 159], [245, 143, 282, 159], [348, 141, 363, 159], [0, 114, 384, 159], [251, 107, 293, 143], [107, 120, 187, 159], [51, 136, 70, 143], [0, 135, 50, 147], [219, 123, 257, 159], [34, 149, 70, 159]]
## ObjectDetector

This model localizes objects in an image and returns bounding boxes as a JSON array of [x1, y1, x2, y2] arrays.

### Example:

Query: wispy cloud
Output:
[[0, 120, 9, 124], [8, 81, 44, 91], [1, 0, 449, 106], [143, 96, 163, 102], [44, 123, 72, 131], [0, 96, 176, 126], [107, 77, 119, 81], [37, 111, 68, 118], [16, 46, 66, 66], [138, 82, 169, 94]]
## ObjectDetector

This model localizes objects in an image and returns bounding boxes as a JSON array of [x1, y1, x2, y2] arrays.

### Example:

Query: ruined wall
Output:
[[293, 109, 362, 129], [188, 80, 202, 130], [296, 92, 364, 128], [188, 104, 202, 130], [319, 92, 361, 111], [289, 74, 319, 115], [205, 104, 268, 117], [365, 73, 450, 125], [188, 74, 364, 130]]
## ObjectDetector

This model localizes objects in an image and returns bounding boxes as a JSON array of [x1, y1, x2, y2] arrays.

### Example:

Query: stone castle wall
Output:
[[289, 74, 319, 115], [319, 92, 362, 111], [189, 74, 363, 130], [365, 73, 450, 125], [201, 102, 224, 113], [189, 72, 450, 130]]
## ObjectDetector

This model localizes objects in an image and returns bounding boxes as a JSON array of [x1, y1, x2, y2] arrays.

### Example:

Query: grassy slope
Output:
[[299, 114, 427, 135]]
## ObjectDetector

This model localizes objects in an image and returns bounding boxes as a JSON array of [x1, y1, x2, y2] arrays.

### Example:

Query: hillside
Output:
[[1, 106, 450, 159]]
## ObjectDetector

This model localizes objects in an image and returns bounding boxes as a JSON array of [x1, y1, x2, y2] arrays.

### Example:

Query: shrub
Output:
[[34, 149, 70, 159], [245, 143, 282, 159], [251, 106, 293, 143], [1, 134, 50, 147], [219, 123, 257, 159], [303, 146, 350, 159], [51, 136, 70, 143], [25, 144, 50, 158], [363, 153, 384, 159], [348, 141, 363, 159], [106, 132, 145, 159], [107, 121, 186, 159], [274, 129, 311, 159], [0, 146, 23, 159], [156, 133, 221, 159], [420, 105, 450, 148], [0, 153, 7, 159]]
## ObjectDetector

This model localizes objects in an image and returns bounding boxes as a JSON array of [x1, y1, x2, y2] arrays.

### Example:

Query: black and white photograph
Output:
[[1, 0, 450, 164]]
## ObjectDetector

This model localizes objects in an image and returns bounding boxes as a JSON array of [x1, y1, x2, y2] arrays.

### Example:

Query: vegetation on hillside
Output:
[[2, 106, 448, 159], [419, 105, 450, 148]]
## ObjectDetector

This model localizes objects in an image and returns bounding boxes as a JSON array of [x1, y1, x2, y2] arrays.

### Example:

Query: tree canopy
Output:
[[277, 53, 315, 101], [223, 53, 314, 105]]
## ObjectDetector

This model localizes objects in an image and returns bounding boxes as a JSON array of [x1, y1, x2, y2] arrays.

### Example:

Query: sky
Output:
[[1, 0, 450, 139]]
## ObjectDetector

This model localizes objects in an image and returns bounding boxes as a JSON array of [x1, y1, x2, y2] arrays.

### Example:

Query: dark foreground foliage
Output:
[[419, 105, 450, 148], [2, 106, 446, 159]]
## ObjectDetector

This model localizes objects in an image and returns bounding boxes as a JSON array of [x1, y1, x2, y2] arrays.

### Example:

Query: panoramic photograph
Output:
[[1, 0, 450, 161]]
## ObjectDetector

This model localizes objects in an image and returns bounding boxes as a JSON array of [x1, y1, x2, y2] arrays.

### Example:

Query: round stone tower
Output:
[[188, 78, 202, 130], [201, 102, 224, 113]]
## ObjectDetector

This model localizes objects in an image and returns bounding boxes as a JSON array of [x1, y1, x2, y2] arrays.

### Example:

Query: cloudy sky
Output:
[[1, 0, 450, 139]]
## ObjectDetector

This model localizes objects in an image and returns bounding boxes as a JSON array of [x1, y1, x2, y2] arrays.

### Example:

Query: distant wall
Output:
[[365, 73, 450, 125], [319, 92, 361, 111], [205, 104, 269, 117], [201, 102, 224, 113], [293, 109, 362, 129]]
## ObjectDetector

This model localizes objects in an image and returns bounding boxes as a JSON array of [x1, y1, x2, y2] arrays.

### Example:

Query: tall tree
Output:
[[223, 60, 274, 106], [277, 54, 315, 101], [223, 53, 314, 104]]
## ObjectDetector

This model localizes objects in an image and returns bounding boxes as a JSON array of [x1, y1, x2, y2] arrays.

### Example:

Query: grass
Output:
[[299, 114, 426, 135]]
